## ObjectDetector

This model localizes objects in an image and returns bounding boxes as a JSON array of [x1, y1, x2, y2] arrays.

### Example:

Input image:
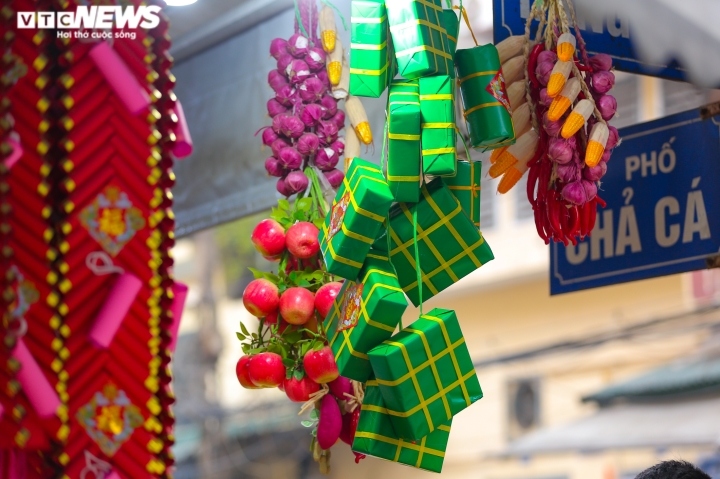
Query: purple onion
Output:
[[591, 71, 615, 95], [271, 114, 285, 135], [601, 149, 612, 163], [556, 163, 581, 183], [582, 179, 598, 201], [320, 95, 338, 118], [299, 103, 325, 127], [277, 177, 292, 196], [314, 147, 339, 171], [305, 47, 326, 72], [537, 50, 558, 64], [548, 137, 575, 165], [539, 88, 552, 107], [297, 132, 320, 156], [261, 128, 279, 147], [279, 114, 305, 139], [288, 33, 309, 58], [268, 69, 289, 92], [265, 157, 285, 177], [277, 53, 294, 72], [535, 61, 554, 86], [323, 168, 344, 188], [589, 53, 613, 72], [606, 126, 619, 150], [582, 161, 607, 181], [279, 146, 303, 169], [331, 138, 345, 157], [271, 137, 292, 158], [267, 98, 288, 117], [543, 112, 562, 137], [286, 170, 309, 193], [318, 121, 339, 145], [270, 38, 288, 60], [317, 70, 330, 87], [561, 180, 586, 205], [331, 109, 345, 129], [275, 84, 297, 107], [299, 77, 326, 103], [287, 59, 311, 84], [597, 94, 617, 121]]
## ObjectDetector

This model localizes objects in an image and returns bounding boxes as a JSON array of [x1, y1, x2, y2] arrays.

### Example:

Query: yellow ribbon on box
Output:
[[391, 18, 453, 61], [350, 14, 387, 24], [350, 63, 389, 77]]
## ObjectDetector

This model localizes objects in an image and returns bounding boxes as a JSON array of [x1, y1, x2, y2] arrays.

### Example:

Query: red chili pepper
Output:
[[533, 206, 549, 243], [568, 205, 581, 243], [527, 43, 545, 90], [546, 192, 562, 238], [579, 199, 593, 237], [587, 198, 598, 233], [596, 195, 607, 209]]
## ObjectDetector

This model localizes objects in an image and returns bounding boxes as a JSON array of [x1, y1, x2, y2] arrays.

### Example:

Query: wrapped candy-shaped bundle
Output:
[[349, 0, 392, 98], [387, 80, 421, 203], [443, 160, 481, 227], [353, 379, 452, 473], [367, 308, 482, 441], [319, 158, 393, 280], [456, 44, 515, 149], [384, 178, 493, 306], [419, 75, 456, 176], [324, 251, 407, 382], [386, 0, 453, 80]]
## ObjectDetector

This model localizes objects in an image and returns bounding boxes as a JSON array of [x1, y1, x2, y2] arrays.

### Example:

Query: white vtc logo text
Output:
[[17, 6, 161, 30]]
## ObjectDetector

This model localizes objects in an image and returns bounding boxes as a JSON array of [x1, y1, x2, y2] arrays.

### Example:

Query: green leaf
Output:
[[313, 341, 325, 352], [313, 217, 325, 229], [293, 369, 304, 381], [310, 409, 319, 420], [284, 330, 303, 344], [247, 267, 281, 284], [248, 348, 264, 355], [300, 342, 311, 357], [241, 343, 250, 354], [240, 322, 250, 336], [282, 358, 295, 369], [296, 197, 313, 212], [236, 332, 246, 341], [301, 420, 314, 428], [311, 429, 317, 437], [278, 199, 291, 212]]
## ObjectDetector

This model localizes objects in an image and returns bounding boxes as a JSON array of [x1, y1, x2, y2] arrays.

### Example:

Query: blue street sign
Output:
[[493, 0, 687, 81], [550, 107, 720, 295]]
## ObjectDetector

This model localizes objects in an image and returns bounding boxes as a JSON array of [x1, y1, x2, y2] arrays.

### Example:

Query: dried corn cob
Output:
[[561, 99, 593, 139], [507, 82, 527, 111], [344, 125, 361, 171], [345, 96, 372, 145], [496, 35, 524, 64], [320, 6, 337, 53], [556, 33, 577, 62], [331, 50, 350, 100], [512, 102, 531, 138], [502, 56, 525, 85], [585, 122, 609, 167], [489, 129, 538, 180], [547, 77, 580, 121], [497, 130, 539, 193], [327, 40, 344, 86], [547, 60, 573, 98]]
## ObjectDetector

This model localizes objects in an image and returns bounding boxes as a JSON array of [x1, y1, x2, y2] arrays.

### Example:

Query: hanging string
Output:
[[453, 5, 478, 46], [413, 207, 424, 317], [319, 0, 348, 31], [294, 0, 310, 38]]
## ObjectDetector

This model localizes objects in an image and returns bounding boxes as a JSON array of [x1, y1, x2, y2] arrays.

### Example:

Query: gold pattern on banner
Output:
[[80, 185, 146, 256]]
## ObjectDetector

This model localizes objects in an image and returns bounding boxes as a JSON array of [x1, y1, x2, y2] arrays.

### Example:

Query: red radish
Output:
[[284, 375, 320, 402], [247, 352, 285, 388], [251, 219, 286, 258], [339, 408, 360, 445], [286, 222, 320, 259], [314, 282, 343, 320], [279, 287, 315, 325], [303, 346, 339, 384], [317, 395, 342, 450], [242, 279, 280, 318], [328, 376, 352, 401], [235, 356, 260, 389]]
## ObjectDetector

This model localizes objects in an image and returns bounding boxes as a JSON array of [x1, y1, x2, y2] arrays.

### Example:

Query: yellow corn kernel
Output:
[[561, 99, 594, 139], [547, 78, 581, 121], [488, 150, 518, 178], [322, 31, 336, 54], [498, 166, 524, 194], [556, 33, 577, 62], [354, 122, 372, 145], [547, 61, 573, 98], [585, 122, 609, 167], [490, 146, 508, 164], [320, 6, 337, 53], [346, 96, 371, 143], [328, 61, 342, 86], [491, 129, 539, 179]]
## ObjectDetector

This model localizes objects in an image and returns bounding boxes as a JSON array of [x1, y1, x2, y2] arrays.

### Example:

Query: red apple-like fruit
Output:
[[247, 352, 285, 388], [284, 375, 320, 402], [303, 346, 339, 384], [264, 310, 279, 325], [285, 221, 320, 259], [242, 278, 279, 318], [314, 282, 343, 320], [251, 219, 286, 258], [340, 408, 360, 445], [235, 356, 260, 389], [279, 287, 315, 325]]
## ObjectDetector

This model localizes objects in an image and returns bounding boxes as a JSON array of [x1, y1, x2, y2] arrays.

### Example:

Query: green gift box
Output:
[[419, 75, 456, 176], [387, 177, 493, 306], [319, 158, 394, 280], [387, 0, 453, 80], [367, 308, 482, 441], [439, 9, 459, 73], [456, 44, 516, 150], [324, 251, 408, 382], [350, 0, 392, 98], [443, 160, 481, 227], [353, 379, 452, 473], [387, 79, 421, 203]]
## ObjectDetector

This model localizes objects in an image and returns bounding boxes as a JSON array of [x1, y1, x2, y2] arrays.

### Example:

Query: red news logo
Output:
[[16, 6, 161, 30]]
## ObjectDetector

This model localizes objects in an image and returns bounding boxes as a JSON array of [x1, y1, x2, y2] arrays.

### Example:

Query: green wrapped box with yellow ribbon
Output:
[[324, 251, 408, 382], [440, 9, 459, 73], [350, 0, 392, 98], [419, 75, 456, 176], [385, 177, 493, 306], [353, 379, 452, 473], [388, 79, 421, 203], [367, 308, 482, 441], [319, 158, 394, 280], [443, 160, 481, 227], [456, 44, 515, 150], [386, 0, 453, 80]]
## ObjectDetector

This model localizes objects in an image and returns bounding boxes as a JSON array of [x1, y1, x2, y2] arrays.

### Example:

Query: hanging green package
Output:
[[443, 160, 481, 227], [455, 44, 515, 150], [386, 0, 453, 80], [419, 75, 456, 176], [350, 0, 392, 98], [353, 379, 452, 473], [324, 251, 408, 382], [387, 79, 421, 203], [439, 9, 459, 69]]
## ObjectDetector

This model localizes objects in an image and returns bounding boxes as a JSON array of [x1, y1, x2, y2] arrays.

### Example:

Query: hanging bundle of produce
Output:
[[489, 0, 620, 245]]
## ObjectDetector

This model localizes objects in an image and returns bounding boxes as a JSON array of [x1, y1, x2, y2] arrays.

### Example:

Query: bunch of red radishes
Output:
[[262, 33, 346, 196]]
